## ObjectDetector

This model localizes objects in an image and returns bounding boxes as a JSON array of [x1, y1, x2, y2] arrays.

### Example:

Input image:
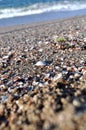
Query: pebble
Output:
[[0, 95, 9, 103], [27, 85, 34, 91], [0, 104, 4, 116]]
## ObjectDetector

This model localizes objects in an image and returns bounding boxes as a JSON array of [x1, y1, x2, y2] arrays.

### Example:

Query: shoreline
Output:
[[0, 8, 86, 27], [0, 14, 86, 34]]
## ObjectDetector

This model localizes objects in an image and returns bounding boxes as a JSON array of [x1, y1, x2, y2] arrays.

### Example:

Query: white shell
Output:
[[32, 81, 39, 86], [38, 48, 43, 52], [3, 55, 9, 59], [55, 66, 60, 70], [44, 73, 50, 78], [73, 99, 80, 107], [38, 83, 44, 87], [69, 75, 74, 79], [74, 73, 80, 78], [53, 73, 62, 81], [35, 61, 46, 66], [84, 38, 86, 42]]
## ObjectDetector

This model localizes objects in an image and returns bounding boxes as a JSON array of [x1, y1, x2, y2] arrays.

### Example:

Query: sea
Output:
[[0, 0, 86, 26]]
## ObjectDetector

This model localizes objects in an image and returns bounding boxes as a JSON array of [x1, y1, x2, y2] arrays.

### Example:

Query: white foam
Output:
[[0, 1, 86, 19]]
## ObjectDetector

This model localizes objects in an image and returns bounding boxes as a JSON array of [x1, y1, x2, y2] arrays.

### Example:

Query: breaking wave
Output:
[[0, 1, 86, 19]]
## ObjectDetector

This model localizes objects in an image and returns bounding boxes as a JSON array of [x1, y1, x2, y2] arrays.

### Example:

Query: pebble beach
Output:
[[0, 15, 86, 130]]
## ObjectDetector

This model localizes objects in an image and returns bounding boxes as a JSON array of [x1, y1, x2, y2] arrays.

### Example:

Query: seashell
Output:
[[8, 51, 14, 57], [79, 76, 83, 81], [55, 66, 60, 70], [2, 52, 14, 60], [32, 81, 39, 86], [69, 75, 74, 79], [3, 55, 9, 59], [80, 60, 84, 64], [44, 73, 50, 78], [23, 94, 30, 102], [62, 71, 68, 75], [45, 41, 49, 44], [73, 99, 80, 107], [38, 82, 44, 87], [82, 69, 86, 75], [35, 61, 47, 66], [63, 65, 67, 68], [84, 37, 86, 43], [67, 67, 71, 71], [38, 48, 43, 52], [53, 73, 62, 82], [8, 88, 13, 93], [38, 41, 42, 44], [68, 75, 74, 83]]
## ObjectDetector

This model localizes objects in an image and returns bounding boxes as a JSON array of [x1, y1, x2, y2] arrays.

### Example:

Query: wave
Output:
[[0, 1, 86, 19]]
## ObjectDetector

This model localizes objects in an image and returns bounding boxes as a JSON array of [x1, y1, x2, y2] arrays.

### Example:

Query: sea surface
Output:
[[0, 0, 86, 26]]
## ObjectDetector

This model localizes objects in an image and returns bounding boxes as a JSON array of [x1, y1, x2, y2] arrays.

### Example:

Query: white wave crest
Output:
[[0, 1, 86, 19]]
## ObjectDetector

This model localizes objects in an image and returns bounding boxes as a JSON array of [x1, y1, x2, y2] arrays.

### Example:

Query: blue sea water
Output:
[[0, 0, 86, 26], [0, 0, 86, 19]]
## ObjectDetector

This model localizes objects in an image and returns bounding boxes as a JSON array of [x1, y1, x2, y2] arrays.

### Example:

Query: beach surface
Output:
[[0, 15, 86, 130]]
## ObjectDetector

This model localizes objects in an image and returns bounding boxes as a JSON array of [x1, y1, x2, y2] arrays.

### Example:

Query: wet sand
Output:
[[0, 15, 86, 130]]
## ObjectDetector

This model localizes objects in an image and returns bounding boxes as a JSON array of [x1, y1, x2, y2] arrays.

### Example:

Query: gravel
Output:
[[0, 15, 86, 130]]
